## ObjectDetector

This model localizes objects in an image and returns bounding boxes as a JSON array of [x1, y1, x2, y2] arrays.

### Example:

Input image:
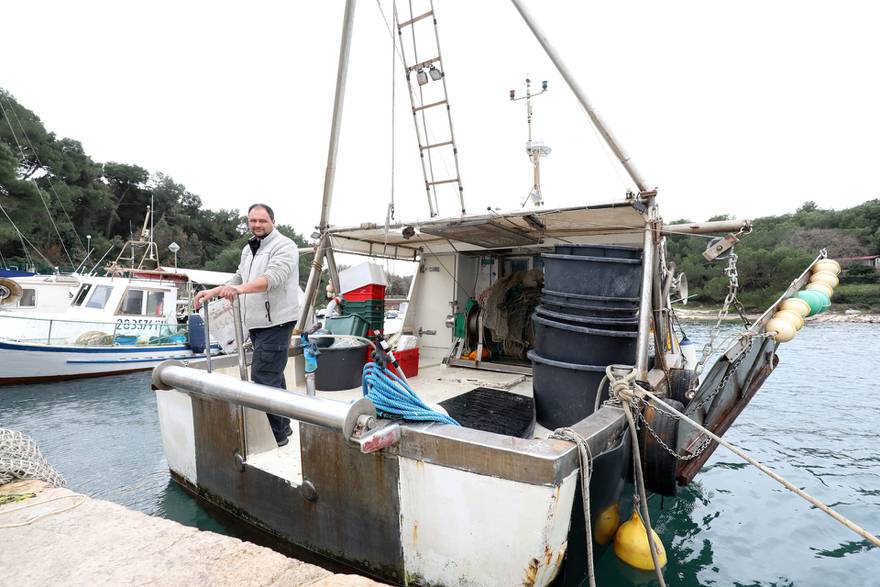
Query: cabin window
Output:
[[118, 289, 165, 316], [119, 289, 145, 315], [19, 288, 36, 307], [85, 285, 114, 309], [145, 291, 165, 316], [72, 284, 92, 306]]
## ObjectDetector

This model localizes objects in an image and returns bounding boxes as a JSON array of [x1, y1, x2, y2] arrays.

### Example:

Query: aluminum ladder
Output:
[[395, 0, 465, 217]]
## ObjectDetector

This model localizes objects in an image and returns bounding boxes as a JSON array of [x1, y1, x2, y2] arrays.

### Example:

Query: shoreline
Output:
[[675, 308, 880, 324]]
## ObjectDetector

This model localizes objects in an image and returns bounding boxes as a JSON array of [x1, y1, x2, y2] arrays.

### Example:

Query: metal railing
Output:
[[0, 313, 188, 347]]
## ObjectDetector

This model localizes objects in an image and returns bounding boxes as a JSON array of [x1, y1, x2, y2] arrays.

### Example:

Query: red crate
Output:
[[395, 348, 419, 378], [343, 284, 386, 301]]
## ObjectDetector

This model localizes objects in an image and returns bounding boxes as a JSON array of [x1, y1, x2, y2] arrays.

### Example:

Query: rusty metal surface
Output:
[[392, 405, 627, 486], [190, 397, 405, 581], [677, 339, 779, 485]]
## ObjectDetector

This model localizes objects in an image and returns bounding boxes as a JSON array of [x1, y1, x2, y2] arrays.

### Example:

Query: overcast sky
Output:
[[4, 1, 879, 240]]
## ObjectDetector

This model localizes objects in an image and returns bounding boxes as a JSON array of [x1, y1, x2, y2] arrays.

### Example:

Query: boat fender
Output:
[[779, 297, 811, 318], [640, 398, 685, 497], [679, 336, 697, 369], [773, 309, 805, 331], [188, 313, 206, 354], [613, 509, 667, 571], [667, 369, 697, 406], [812, 258, 841, 275], [594, 502, 621, 545], [810, 270, 839, 289], [764, 317, 797, 342]]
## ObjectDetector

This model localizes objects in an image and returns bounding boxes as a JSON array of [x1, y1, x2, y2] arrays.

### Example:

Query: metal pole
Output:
[[202, 301, 212, 373], [232, 298, 249, 382], [635, 221, 656, 379], [318, 0, 356, 231], [325, 246, 342, 295], [509, 0, 650, 194], [298, 0, 356, 331], [152, 363, 375, 439], [231, 297, 249, 461], [296, 237, 327, 334]]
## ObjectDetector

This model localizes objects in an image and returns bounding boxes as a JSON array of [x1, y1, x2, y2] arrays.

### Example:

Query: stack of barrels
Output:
[[529, 244, 643, 429]]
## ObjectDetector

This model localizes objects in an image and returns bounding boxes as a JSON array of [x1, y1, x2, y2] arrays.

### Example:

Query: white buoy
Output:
[[810, 271, 839, 289], [805, 282, 834, 299], [765, 317, 797, 342], [812, 259, 841, 275], [774, 309, 805, 331], [779, 297, 811, 317]]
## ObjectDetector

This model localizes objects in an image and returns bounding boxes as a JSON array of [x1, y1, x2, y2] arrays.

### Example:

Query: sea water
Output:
[[1, 322, 878, 585]]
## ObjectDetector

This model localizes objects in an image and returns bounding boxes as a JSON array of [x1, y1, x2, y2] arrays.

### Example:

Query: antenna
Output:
[[510, 77, 551, 207]]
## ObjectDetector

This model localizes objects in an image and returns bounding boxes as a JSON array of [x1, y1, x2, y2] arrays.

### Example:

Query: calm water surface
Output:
[[2, 322, 879, 585]]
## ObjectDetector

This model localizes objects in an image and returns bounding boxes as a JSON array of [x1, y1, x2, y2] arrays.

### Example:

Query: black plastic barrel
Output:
[[315, 342, 369, 391], [532, 314, 637, 365], [541, 289, 639, 318], [542, 253, 643, 298], [528, 350, 607, 429], [553, 243, 641, 259], [534, 305, 639, 332]]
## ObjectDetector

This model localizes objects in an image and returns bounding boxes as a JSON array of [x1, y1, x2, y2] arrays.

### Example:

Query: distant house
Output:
[[836, 255, 880, 269]]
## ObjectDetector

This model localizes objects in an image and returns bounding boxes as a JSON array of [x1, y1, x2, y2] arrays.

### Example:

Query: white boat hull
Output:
[[0, 340, 218, 385]]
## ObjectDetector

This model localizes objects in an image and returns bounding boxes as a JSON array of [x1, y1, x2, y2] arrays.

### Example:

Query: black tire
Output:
[[641, 398, 685, 497], [667, 368, 698, 406]]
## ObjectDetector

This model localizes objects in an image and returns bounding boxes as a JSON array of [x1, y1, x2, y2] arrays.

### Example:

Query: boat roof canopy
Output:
[[327, 200, 647, 259]]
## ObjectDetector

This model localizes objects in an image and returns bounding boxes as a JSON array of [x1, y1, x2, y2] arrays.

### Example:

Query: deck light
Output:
[[417, 69, 429, 86], [429, 66, 443, 81]]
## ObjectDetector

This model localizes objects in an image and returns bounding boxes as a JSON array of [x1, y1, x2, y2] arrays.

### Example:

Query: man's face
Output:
[[248, 207, 275, 238]]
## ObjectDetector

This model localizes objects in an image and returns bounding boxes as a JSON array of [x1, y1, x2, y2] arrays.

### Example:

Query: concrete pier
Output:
[[0, 480, 380, 586]]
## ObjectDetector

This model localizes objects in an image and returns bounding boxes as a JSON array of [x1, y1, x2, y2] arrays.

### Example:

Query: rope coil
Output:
[[361, 362, 459, 425]]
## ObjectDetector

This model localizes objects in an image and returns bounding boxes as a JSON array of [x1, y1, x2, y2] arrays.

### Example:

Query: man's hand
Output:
[[217, 285, 242, 303], [194, 287, 220, 311]]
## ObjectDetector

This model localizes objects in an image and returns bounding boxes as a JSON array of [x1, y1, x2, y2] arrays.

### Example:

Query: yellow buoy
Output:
[[810, 270, 839, 289], [594, 502, 621, 545], [812, 259, 841, 275], [805, 282, 833, 299], [779, 297, 811, 317], [773, 310, 805, 331], [765, 317, 797, 342], [613, 510, 667, 571]]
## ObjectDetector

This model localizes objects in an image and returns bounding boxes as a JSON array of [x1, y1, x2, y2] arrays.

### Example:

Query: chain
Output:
[[634, 334, 766, 461]]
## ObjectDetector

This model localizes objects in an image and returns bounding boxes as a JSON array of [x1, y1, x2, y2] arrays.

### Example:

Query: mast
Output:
[[296, 0, 357, 332], [509, 0, 651, 194]]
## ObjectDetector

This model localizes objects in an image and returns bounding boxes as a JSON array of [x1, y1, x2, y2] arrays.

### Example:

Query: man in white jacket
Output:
[[194, 203, 299, 446]]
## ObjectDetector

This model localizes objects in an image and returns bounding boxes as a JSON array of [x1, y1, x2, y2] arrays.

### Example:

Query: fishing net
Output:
[[0, 428, 66, 488], [478, 268, 543, 359]]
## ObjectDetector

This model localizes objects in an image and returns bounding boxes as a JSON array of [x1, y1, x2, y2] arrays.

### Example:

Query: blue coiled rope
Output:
[[362, 362, 459, 426]]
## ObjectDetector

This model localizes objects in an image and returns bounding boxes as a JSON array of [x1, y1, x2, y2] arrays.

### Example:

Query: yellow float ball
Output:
[[810, 270, 839, 289], [779, 297, 811, 317], [594, 503, 621, 545], [613, 510, 667, 571], [773, 310, 805, 331], [812, 259, 841, 275], [805, 282, 833, 299], [765, 317, 797, 342]]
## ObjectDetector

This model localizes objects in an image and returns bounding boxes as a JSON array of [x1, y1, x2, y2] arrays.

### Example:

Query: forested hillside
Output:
[[0, 89, 312, 283], [1, 88, 877, 308], [668, 200, 880, 310]]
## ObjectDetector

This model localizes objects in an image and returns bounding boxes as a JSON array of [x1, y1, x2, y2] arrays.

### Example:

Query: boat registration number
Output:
[[116, 319, 164, 331]]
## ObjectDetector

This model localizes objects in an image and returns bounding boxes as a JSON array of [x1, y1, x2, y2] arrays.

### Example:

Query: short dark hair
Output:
[[248, 203, 275, 221]]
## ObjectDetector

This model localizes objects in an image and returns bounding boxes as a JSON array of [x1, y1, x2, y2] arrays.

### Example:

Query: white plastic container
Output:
[[680, 336, 697, 369], [339, 262, 388, 294]]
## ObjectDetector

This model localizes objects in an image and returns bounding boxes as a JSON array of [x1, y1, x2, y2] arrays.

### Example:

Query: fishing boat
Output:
[[151, 2, 843, 585], [0, 204, 246, 384], [0, 270, 221, 385]]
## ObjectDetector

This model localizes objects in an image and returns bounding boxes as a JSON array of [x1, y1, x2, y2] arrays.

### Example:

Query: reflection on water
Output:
[[1, 323, 879, 585]]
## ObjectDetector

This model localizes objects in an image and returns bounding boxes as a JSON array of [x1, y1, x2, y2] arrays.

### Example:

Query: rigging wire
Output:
[[1, 95, 86, 252], [0, 202, 53, 267], [0, 96, 76, 268]]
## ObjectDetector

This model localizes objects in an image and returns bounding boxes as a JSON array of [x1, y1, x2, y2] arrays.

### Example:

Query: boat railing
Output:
[[0, 313, 189, 347]]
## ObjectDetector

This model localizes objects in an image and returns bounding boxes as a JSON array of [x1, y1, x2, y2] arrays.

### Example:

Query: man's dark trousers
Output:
[[249, 321, 296, 442]]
